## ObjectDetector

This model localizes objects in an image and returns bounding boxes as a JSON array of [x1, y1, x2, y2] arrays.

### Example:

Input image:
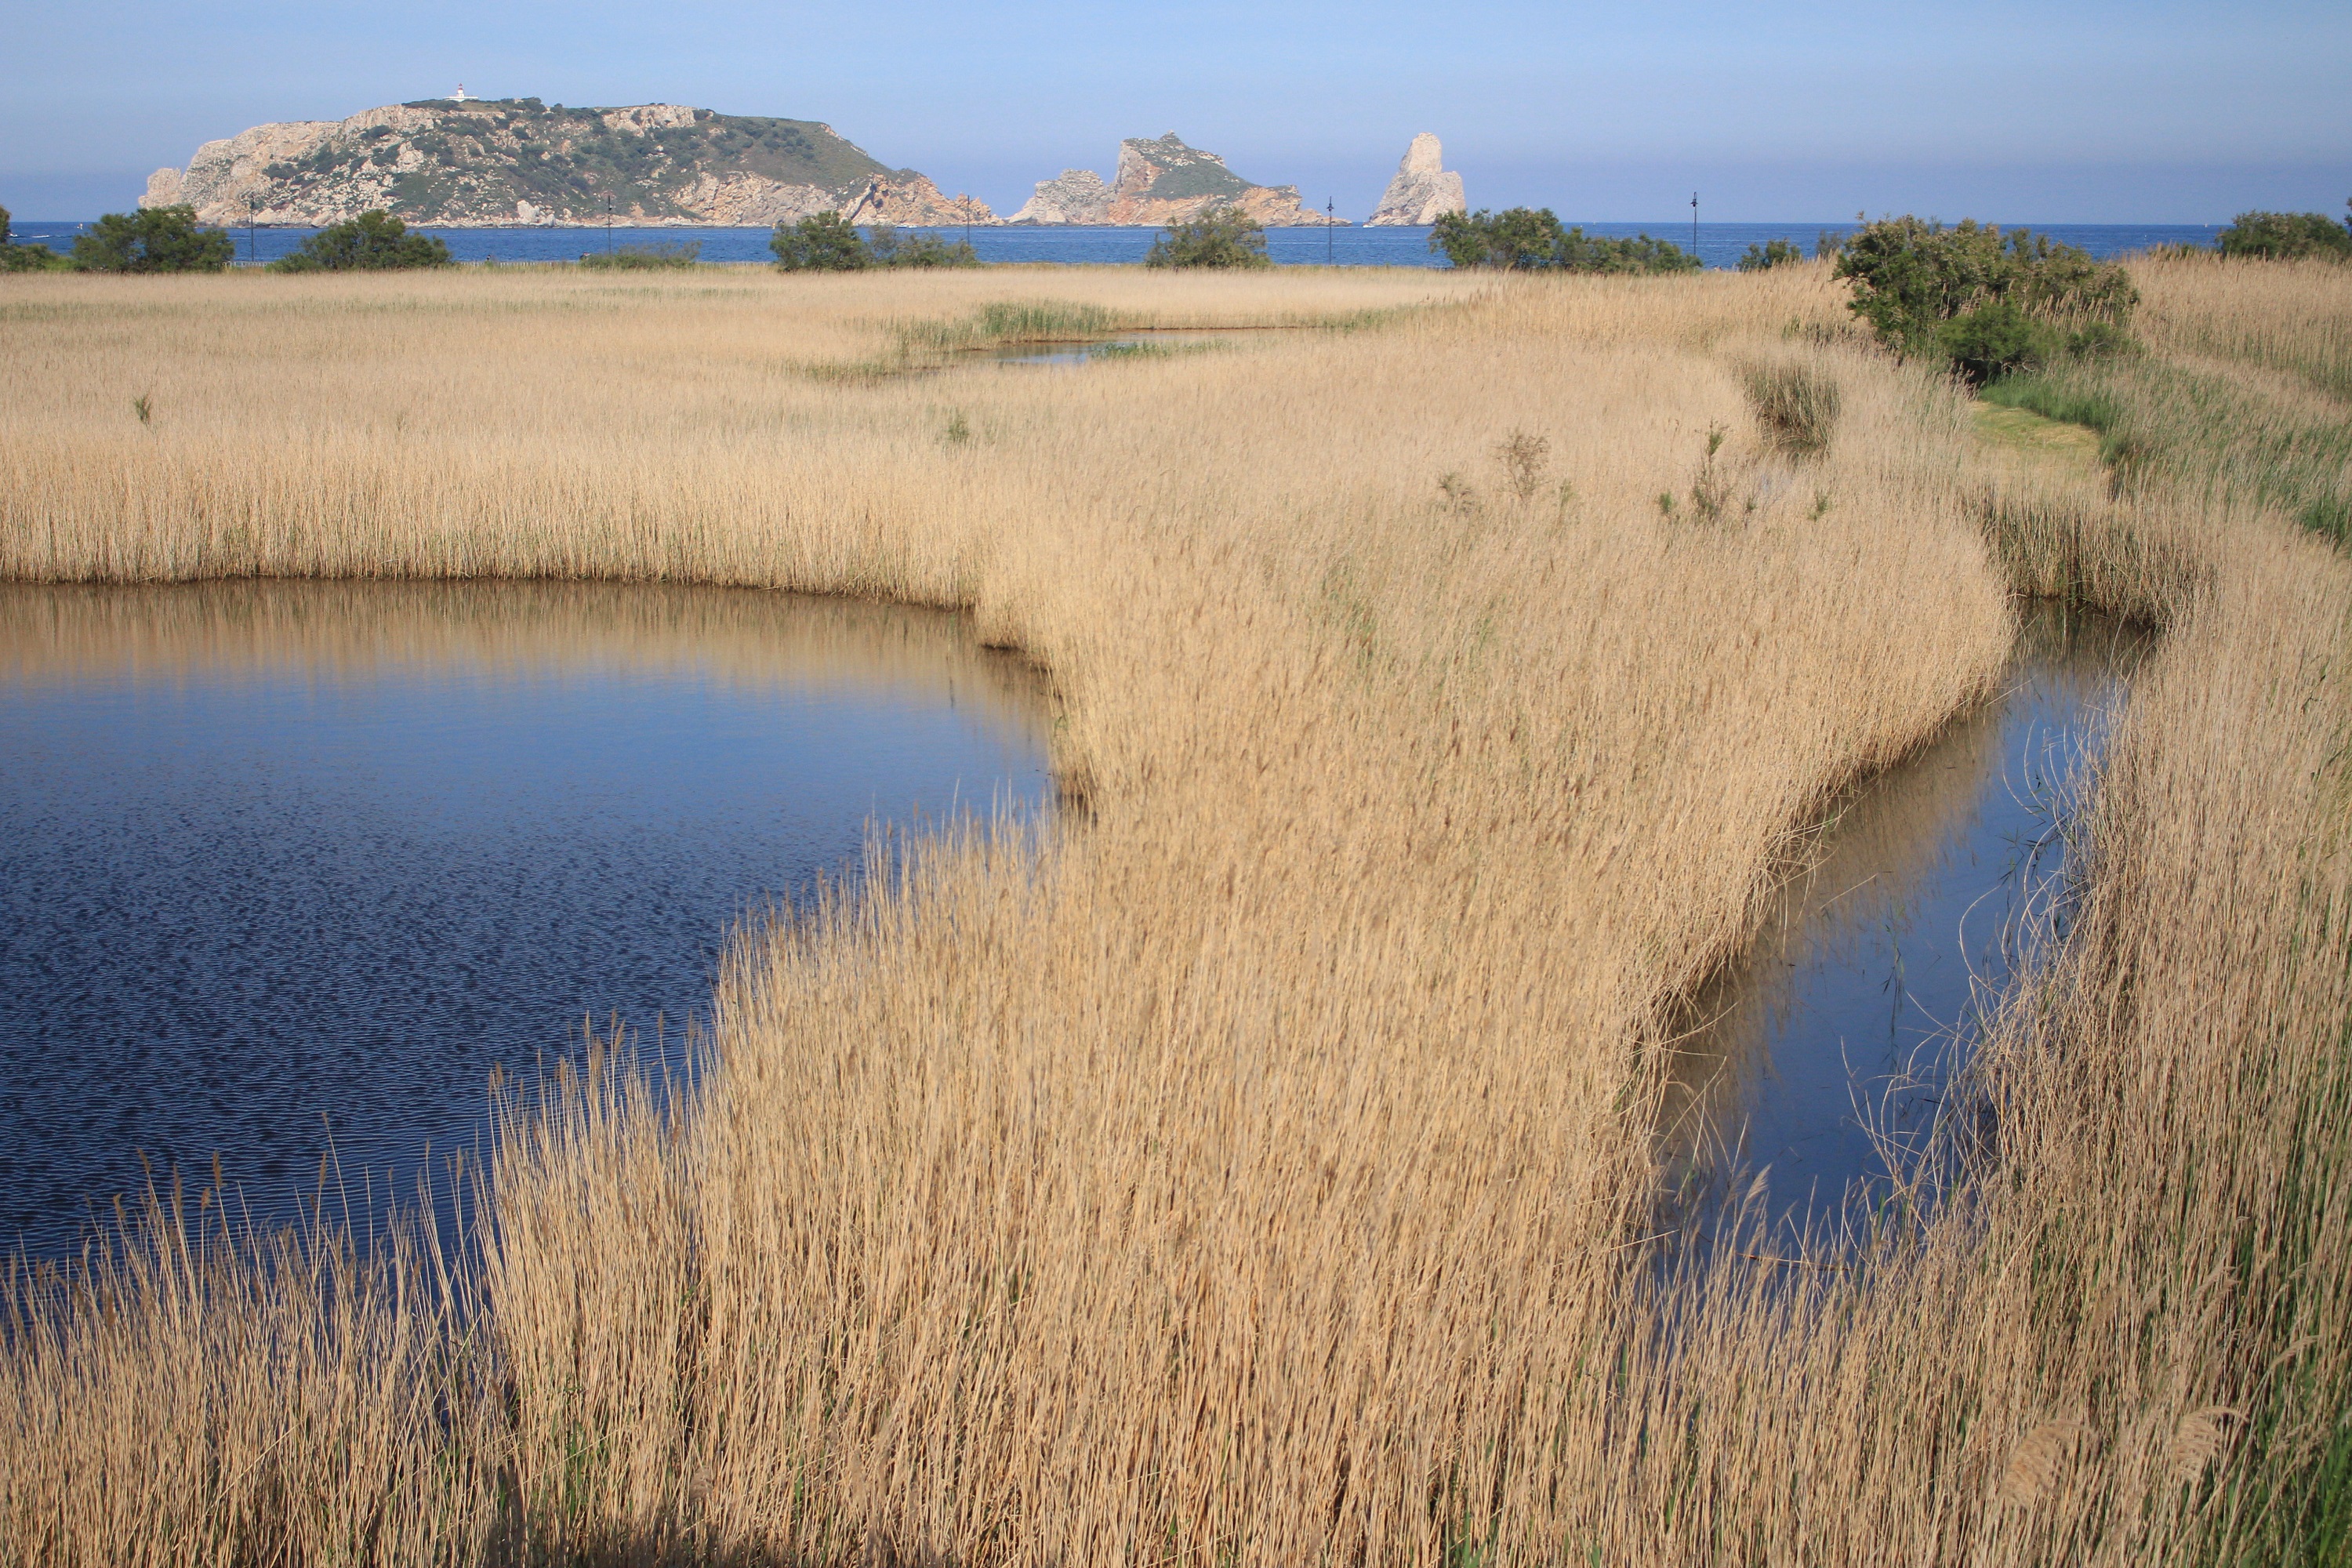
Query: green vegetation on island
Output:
[[1145, 208, 1272, 269], [1430, 208, 1700, 273], [260, 100, 906, 226], [267, 211, 453, 272]]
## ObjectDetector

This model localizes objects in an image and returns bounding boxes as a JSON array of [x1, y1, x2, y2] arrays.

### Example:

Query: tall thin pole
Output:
[[1691, 191, 1699, 265], [1327, 198, 1334, 265]]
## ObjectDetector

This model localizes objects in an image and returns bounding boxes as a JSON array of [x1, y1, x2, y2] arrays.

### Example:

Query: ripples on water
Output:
[[0, 581, 1053, 1258], [1661, 601, 2151, 1236]]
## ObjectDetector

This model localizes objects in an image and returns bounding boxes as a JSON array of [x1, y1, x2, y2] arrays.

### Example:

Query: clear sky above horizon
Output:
[[3, 0, 2346, 223]]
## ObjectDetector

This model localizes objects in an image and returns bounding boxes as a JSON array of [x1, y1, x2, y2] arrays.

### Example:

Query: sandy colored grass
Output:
[[0, 257, 2345, 1563]]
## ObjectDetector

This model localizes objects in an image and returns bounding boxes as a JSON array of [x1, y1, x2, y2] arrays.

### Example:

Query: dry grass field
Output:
[[1, 254, 2346, 1564]]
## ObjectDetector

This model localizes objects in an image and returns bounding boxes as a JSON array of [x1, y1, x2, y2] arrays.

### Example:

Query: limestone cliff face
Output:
[[1009, 133, 1341, 226], [1365, 133, 1466, 227], [140, 100, 996, 227]]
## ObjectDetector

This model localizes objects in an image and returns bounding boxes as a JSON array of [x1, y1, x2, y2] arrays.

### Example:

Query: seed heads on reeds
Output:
[[1998, 1421, 2097, 1508], [2166, 1406, 2241, 1485]]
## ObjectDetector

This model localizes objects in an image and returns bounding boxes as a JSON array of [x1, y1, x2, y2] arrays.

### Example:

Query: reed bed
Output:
[[0, 256, 2343, 1563]]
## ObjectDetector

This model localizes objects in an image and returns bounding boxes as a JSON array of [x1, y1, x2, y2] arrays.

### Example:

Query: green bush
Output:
[[267, 211, 453, 273], [70, 206, 235, 273], [0, 205, 65, 272], [867, 225, 981, 269], [1936, 300, 2055, 386], [2216, 206, 2352, 262], [771, 212, 869, 271], [1737, 238, 1804, 272], [1145, 208, 1271, 270], [579, 240, 703, 270], [1831, 216, 2137, 374], [1431, 209, 1700, 274]]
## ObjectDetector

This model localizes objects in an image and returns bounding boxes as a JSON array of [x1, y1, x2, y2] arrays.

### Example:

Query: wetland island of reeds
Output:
[[2, 252, 2349, 1563]]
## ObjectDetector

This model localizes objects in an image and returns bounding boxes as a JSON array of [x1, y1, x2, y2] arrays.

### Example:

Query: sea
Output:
[[7, 219, 2225, 270]]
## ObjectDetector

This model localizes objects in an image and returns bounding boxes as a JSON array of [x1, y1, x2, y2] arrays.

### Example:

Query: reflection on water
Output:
[[1661, 601, 2149, 1233], [0, 580, 1052, 1258]]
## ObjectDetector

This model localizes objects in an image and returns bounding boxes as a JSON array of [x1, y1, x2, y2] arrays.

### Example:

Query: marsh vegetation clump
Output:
[[0, 257, 2346, 1565], [576, 239, 702, 270], [1740, 358, 1843, 456]]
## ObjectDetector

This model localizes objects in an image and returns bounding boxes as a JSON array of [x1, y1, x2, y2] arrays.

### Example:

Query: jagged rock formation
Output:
[[140, 100, 996, 227], [1365, 133, 1466, 227], [1009, 133, 1341, 226]]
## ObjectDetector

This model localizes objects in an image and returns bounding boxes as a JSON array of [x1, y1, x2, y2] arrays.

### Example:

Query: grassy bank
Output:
[[0, 258, 2345, 1563]]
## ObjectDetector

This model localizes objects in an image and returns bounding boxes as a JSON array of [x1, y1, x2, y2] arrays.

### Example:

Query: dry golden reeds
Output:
[[0, 254, 2343, 1564]]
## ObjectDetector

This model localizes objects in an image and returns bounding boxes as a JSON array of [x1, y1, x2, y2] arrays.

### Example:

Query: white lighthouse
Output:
[[452, 83, 472, 102]]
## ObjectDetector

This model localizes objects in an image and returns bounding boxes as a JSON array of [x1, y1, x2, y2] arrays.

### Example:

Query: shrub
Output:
[[867, 225, 982, 269], [267, 211, 454, 273], [771, 212, 869, 271], [1832, 216, 2137, 372], [579, 240, 703, 270], [0, 205, 64, 272], [70, 206, 235, 273], [2216, 207, 2352, 262], [1145, 208, 1271, 270], [1737, 238, 1804, 272], [1432, 209, 1700, 274], [1936, 300, 2054, 387], [1432, 208, 1564, 270]]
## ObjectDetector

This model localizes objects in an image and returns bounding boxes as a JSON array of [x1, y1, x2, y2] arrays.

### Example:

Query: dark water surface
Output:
[[0, 581, 1051, 1258], [1662, 603, 2149, 1234], [9, 220, 2225, 271]]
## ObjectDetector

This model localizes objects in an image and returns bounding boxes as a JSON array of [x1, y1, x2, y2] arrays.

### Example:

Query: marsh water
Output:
[[0, 581, 1052, 1258], [1662, 602, 2148, 1234]]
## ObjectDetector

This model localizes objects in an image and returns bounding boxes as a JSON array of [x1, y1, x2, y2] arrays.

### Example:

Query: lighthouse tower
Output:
[[452, 83, 472, 102]]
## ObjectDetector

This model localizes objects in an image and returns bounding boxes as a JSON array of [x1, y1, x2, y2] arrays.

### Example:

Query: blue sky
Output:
[[4, 0, 2347, 222]]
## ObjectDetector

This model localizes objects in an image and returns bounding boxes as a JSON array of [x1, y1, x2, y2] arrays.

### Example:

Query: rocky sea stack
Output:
[[1365, 133, 1467, 227], [1010, 134, 1342, 227], [140, 100, 995, 228]]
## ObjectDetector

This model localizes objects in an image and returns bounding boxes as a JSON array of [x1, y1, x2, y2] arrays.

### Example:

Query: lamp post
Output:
[[1690, 191, 1700, 267], [245, 195, 258, 267], [1327, 198, 1335, 265]]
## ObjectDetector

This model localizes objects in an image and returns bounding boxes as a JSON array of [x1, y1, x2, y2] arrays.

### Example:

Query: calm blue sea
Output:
[[9, 218, 2223, 270]]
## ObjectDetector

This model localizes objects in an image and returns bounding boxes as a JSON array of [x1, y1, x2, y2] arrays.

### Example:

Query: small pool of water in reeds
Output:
[[0, 580, 1053, 1258], [986, 328, 1239, 366], [1661, 601, 2151, 1236]]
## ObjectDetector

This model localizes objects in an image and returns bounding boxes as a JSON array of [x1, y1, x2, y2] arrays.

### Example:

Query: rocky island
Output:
[[1365, 134, 1467, 227], [140, 99, 995, 227], [1009, 134, 1342, 227]]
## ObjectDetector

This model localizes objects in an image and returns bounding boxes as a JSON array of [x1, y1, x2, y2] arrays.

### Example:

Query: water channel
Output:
[[0, 580, 1053, 1258], [1661, 601, 2151, 1236]]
